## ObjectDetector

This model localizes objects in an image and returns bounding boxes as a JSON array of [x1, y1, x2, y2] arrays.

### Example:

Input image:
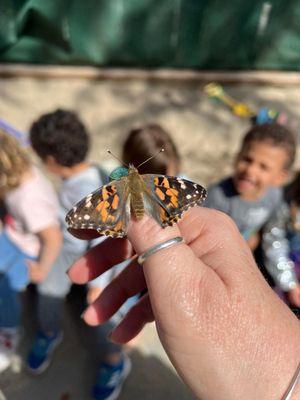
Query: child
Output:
[[263, 172, 300, 313], [29, 109, 132, 400], [0, 129, 61, 372], [27, 108, 108, 369], [85, 123, 181, 400], [122, 123, 180, 175], [205, 123, 296, 253]]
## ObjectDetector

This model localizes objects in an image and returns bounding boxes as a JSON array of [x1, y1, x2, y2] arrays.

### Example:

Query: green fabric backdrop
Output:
[[0, 0, 299, 69]]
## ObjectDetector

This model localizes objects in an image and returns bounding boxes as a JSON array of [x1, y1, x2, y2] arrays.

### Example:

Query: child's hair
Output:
[[241, 123, 296, 170], [0, 129, 30, 197], [122, 124, 180, 175], [30, 109, 89, 167]]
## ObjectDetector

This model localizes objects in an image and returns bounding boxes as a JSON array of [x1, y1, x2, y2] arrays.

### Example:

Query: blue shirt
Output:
[[205, 177, 282, 240]]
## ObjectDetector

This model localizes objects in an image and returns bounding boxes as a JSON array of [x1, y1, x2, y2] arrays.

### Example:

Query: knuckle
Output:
[[207, 209, 238, 232]]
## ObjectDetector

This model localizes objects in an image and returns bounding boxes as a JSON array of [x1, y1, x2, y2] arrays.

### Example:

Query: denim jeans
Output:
[[37, 245, 138, 356], [0, 232, 34, 328]]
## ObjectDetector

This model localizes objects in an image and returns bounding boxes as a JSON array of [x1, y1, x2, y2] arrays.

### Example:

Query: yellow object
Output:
[[203, 82, 255, 118]]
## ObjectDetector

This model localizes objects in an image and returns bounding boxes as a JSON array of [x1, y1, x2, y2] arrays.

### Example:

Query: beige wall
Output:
[[1, 77, 300, 187]]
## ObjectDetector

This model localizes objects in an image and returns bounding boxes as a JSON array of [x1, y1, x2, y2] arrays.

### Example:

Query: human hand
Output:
[[246, 232, 260, 251], [87, 285, 102, 305], [68, 207, 300, 400], [27, 260, 51, 283], [287, 283, 300, 307]]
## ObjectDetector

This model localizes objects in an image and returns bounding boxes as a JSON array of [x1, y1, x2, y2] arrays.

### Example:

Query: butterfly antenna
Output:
[[107, 149, 129, 168], [137, 148, 165, 169]]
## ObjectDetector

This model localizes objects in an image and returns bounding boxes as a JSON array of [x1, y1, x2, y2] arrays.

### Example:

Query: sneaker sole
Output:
[[27, 333, 63, 374], [98, 355, 132, 400]]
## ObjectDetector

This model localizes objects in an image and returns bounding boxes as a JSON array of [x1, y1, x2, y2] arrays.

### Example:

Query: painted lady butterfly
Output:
[[66, 165, 207, 238]]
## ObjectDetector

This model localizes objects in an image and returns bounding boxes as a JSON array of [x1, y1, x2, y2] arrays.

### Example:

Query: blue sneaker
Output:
[[27, 331, 63, 373], [93, 354, 132, 400]]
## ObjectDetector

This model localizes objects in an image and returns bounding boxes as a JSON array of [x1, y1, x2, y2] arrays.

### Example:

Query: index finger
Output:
[[68, 237, 132, 283]]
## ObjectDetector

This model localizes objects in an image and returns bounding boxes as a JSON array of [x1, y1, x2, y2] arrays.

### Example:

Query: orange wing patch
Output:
[[166, 188, 179, 207], [111, 195, 119, 210], [102, 187, 110, 200], [102, 185, 117, 200], [161, 177, 170, 188], [95, 200, 110, 221], [155, 188, 165, 200], [95, 186, 119, 223]]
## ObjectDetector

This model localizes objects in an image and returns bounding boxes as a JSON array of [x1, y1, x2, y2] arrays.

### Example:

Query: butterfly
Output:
[[66, 165, 207, 238]]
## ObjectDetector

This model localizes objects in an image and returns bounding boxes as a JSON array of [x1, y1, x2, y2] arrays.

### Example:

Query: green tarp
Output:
[[0, 0, 299, 70]]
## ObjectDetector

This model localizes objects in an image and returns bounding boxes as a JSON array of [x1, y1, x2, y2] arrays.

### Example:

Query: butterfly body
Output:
[[127, 166, 146, 220], [66, 165, 207, 238]]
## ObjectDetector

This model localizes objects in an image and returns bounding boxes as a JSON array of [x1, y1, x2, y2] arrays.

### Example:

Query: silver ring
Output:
[[282, 362, 300, 400], [137, 237, 184, 265]]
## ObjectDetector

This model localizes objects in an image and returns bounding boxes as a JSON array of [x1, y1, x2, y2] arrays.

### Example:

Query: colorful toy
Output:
[[203, 82, 255, 118], [203, 82, 287, 125]]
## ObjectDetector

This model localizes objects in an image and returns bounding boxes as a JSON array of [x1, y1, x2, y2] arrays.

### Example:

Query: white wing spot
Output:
[[186, 194, 192, 199], [85, 201, 92, 208], [84, 215, 91, 220]]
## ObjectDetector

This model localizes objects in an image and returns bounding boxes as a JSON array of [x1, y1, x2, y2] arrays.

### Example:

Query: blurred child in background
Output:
[[0, 130, 61, 372], [122, 123, 180, 175], [263, 171, 300, 314], [84, 123, 181, 400], [204, 123, 296, 285], [205, 123, 295, 249], [27, 109, 108, 378]]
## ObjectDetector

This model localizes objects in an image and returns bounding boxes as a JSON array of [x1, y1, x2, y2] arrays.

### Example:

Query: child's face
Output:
[[233, 140, 288, 200]]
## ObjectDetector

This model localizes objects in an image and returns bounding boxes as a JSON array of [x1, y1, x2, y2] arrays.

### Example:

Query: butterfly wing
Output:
[[65, 179, 130, 238], [142, 175, 207, 227]]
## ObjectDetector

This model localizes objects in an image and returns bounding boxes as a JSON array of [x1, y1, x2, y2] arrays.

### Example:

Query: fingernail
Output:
[[80, 306, 97, 324]]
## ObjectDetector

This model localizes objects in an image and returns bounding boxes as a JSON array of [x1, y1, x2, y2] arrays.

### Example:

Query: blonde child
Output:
[[0, 130, 61, 372]]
